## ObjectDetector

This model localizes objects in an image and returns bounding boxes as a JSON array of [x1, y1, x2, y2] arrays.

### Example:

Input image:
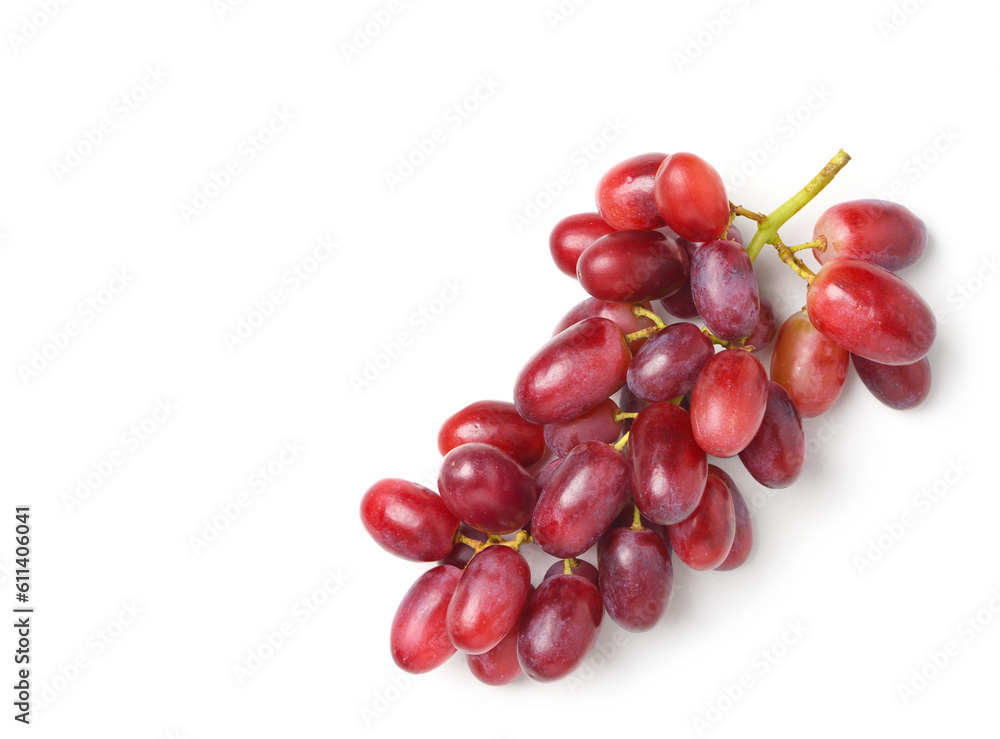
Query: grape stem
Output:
[[730, 203, 766, 223], [744, 149, 851, 263], [563, 557, 579, 575], [456, 529, 532, 554], [773, 238, 817, 283], [630, 503, 644, 531], [625, 304, 667, 344], [613, 411, 639, 423], [787, 236, 827, 253], [613, 432, 630, 453]]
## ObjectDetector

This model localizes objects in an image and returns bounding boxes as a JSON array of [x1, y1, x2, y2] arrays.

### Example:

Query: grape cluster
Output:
[[360, 149, 935, 685]]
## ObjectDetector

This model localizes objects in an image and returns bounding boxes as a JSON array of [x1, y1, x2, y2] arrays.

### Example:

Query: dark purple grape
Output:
[[658, 236, 700, 319], [852, 354, 932, 410], [438, 443, 537, 535], [531, 441, 630, 558], [598, 527, 673, 632], [447, 545, 531, 654], [690, 239, 759, 341], [738, 381, 806, 489], [438, 524, 488, 569], [629, 401, 707, 525], [627, 322, 715, 403], [390, 565, 462, 674], [517, 574, 603, 682], [543, 398, 621, 457]]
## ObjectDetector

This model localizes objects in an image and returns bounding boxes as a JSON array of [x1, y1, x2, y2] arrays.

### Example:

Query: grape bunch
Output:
[[360, 148, 935, 685]]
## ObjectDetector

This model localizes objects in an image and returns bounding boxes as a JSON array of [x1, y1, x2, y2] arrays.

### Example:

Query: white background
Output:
[[2, 0, 998, 737]]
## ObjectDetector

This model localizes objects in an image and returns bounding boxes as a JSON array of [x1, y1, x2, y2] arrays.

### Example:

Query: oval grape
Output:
[[390, 565, 462, 673], [438, 443, 537, 535], [738, 381, 806, 489], [813, 199, 927, 271], [690, 348, 768, 458], [654, 152, 730, 242], [666, 473, 736, 570], [598, 527, 673, 632], [549, 212, 616, 277], [690, 239, 760, 341], [360, 479, 460, 562], [595, 152, 667, 230], [438, 400, 545, 468], [577, 230, 689, 303]]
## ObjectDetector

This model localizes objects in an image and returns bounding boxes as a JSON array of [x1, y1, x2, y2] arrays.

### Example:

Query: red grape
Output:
[[627, 322, 716, 403], [690, 348, 768, 458], [745, 295, 777, 353], [438, 443, 537, 535], [517, 574, 603, 682], [595, 153, 668, 230], [666, 473, 736, 570], [577, 230, 689, 303], [629, 401, 707, 525], [709, 466, 752, 571], [533, 457, 563, 490], [658, 236, 700, 319], [447, 545, 532, 654], [852, 354, 932, 410], [807, 259, 936, 365], [466, 585, 534, 686], [543, 398, 621, 457], [531, 441, 631, 558], [813, 199, 927, 271], [549, 212, 616, 277], [690, 239, 760, 341], [770, 310, 849, 417], [361, 479, 460, 562], [390, 565, 462, 673], [438, 400, 546, 468], [654, 152, 730, 242], [514, 317, 632, 425], [598, 527, 673, 631], [738, 381, 806, 489]]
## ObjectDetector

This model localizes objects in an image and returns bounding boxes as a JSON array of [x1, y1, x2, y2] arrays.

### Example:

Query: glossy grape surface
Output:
[[466, 585, 533, 686], [543, 398, 621, 457], [532, 441, 630, 558], [738, 381, 805, 489], [598, 527, 673, 631], [690, 349, 768, 458], [577, 230, 689, 303], [514, 317, 632, 425], [629, 401, 707, 525], [770, 310, 849, 418], [852, 354, 932, 410], [690, 239, 760, 341], [807, 259, 936, 365], [390, 565, 462, 673], [595, 153, 668, 230], [549, 212, 617, 277], [361, 478, 460, 562], [813, 199, 927, 271], [627, 322, 715, 403], [438, 443, 537, 535], [447, 545, 532, 654], [438, 400, 545, 468], [710, 466, 752, 571], [517, 574, 603, 682], [666, 473, 736, 570], [654, 152, 730, 242]]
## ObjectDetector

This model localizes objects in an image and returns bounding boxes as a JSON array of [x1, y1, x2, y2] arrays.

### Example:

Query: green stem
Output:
[[613, 411, 639, 423], [632, 304, 666, 330], [630, 503, 644, 531], [773, 238, 817, 283], [745, 149, 851, 262], [787, 236, 827, 254], [563, 557, 579, 575], [613, 432, 630, 453], [730, 203, 766, 223]]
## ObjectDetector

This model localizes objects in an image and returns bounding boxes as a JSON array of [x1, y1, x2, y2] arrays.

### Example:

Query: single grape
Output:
[[438, 443, 537, 535], [466, 585, 534, 686], [653, 152, 730, 242], [627, 322, 715, 403], [738, 381, 806, 489], [447, 545, 532, 654], [552, 297, 656, 343], [598, 527, 673, 632], [438, 400, 546, 468], [390, 565, 462, 674], [807, 258, 936, 365], [550, 212, 616, 277], [577, 230, 689, 303], [745, 295, 777, 353], [690, 239, 760, 341], [709, 466, 752, 571], [770, 309, 849, 417], [543, 398, 621, 457], [514, 317, 632, 425], [595, 152, 668, 230], [690, 348, 768, 458], [658, 236, 700, 319], [517, 574, 603, 682], [852, 354, 932, 410], [666, 473, 736, 571], [813, 199, 927, 271], [532, 441, 630, 558], [629, 401, 707, 525], [360, 479, 460, 562], [543, 558, 600, 588]]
